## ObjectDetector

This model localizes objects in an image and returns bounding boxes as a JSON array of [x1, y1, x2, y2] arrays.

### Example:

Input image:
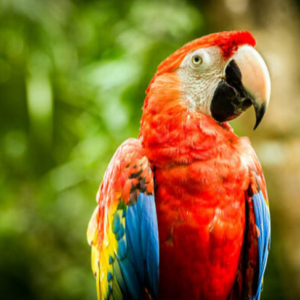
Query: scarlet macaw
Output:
[[87, 31, 271, 300]]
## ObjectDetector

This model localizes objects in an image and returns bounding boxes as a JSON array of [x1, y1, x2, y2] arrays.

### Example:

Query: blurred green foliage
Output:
[[0, 0, 297, 300], [0, 0, 203, 299]]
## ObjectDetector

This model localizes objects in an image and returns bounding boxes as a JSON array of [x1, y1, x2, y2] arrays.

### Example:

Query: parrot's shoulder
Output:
[[236, 136, 267, 199], [236, 136, 262, 173], [99, 138, 154, 202]]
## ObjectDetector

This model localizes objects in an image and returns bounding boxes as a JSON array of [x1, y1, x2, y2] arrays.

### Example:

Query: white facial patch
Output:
[[177, 46, 227, 115]]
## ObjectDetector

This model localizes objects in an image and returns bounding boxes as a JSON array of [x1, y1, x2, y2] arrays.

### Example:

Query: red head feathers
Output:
[[146, 31, 256, 93]]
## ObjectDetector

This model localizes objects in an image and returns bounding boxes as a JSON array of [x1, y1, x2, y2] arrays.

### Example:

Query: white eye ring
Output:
[[191, 55, 202, 66]]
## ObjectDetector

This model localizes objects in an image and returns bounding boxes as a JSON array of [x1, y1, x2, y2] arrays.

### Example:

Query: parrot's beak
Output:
[[210, 45, 271, 129]]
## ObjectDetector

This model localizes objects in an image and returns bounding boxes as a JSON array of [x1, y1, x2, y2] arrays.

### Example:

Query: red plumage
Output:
[[140, 31, 266, 300], [140, 91, 249, 299], [88, 31, 270, 300]]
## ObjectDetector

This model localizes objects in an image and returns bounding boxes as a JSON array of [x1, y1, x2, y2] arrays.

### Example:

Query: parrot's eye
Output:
[[191, 55, 202, 66]]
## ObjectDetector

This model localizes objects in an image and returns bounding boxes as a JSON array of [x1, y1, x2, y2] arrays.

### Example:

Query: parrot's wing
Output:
[[87, 139, 159, 300], [230, 143, 271, 300]]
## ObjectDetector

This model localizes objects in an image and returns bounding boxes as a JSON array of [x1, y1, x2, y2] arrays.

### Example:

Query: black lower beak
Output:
[[210, 60, 264, 129], [253, 102, 267, 130]]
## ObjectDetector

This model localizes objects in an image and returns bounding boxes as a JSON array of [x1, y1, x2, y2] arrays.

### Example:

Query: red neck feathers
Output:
[[139, 72, 236, 168], [140, 31, 254, 167]]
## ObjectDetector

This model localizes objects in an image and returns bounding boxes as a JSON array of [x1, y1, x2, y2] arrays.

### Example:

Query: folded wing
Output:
[[87, 139, 159, 300], [229, 144, 271, 300]]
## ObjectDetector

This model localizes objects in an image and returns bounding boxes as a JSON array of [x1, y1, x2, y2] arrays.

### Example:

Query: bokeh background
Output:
[[1, 0, 299, 299]]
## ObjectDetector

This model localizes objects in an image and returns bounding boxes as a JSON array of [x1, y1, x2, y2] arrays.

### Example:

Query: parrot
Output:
[[87, 31, 271, 300]]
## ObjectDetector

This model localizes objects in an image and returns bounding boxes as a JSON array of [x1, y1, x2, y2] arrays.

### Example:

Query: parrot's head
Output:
[[146, 31, 271, 129]]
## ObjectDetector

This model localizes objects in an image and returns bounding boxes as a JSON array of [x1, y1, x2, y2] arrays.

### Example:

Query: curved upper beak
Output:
[[210, 45, 271, 129], [232, 45, 271, 129]]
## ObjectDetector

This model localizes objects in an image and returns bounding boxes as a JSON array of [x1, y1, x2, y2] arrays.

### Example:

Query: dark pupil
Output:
[[194, 56, 200, 63]]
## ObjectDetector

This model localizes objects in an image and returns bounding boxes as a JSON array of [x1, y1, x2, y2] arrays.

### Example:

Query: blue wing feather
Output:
[[251, 191, 271, 300], [113, 192, 159, 300], [116, 255, 145, 300], [139, 193, 159, 298]]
